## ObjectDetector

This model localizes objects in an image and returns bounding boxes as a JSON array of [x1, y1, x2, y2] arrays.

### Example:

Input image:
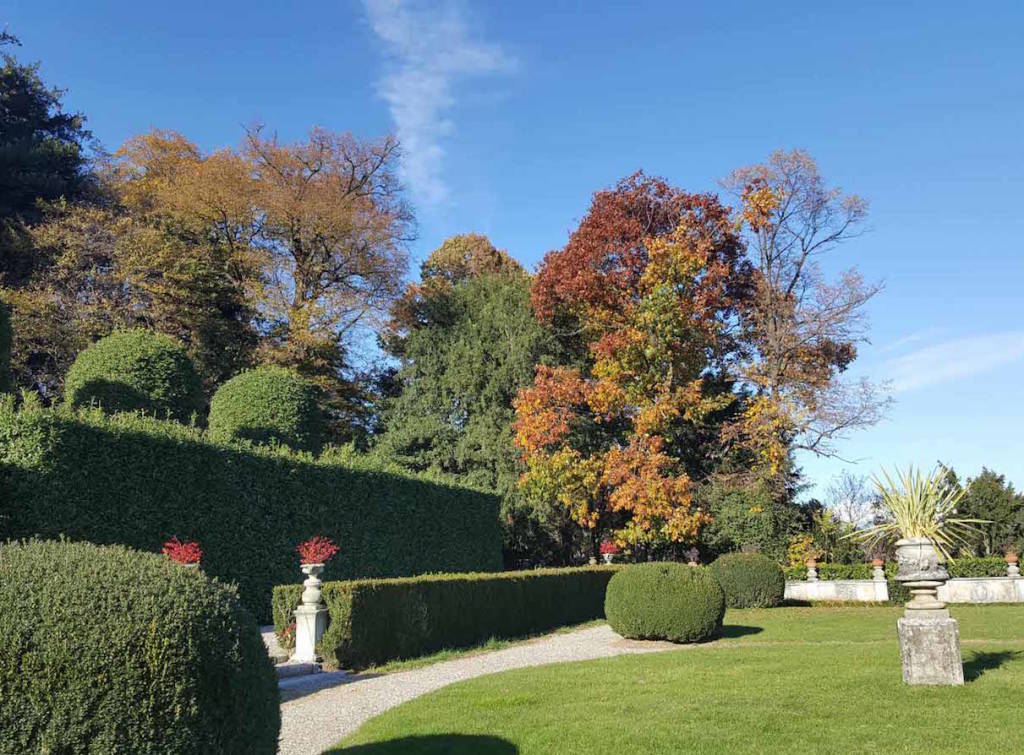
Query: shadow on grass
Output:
[[331, 734, 517, 754], [720, 625, 763, 639], [963, 650, 1021, 683]]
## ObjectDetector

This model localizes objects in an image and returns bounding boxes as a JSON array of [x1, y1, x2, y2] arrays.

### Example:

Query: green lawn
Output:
[[333, 605, 1024, 754]]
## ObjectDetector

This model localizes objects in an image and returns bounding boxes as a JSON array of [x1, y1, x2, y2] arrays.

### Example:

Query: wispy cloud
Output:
[[882, 330, 1024, 392], [363, 0, 515, 205]]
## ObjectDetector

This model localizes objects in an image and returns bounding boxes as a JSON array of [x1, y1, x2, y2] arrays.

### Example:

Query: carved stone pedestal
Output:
[[894, 537, 964, 686], [293, 603, 328, 664], [897, 614, 964, 686]]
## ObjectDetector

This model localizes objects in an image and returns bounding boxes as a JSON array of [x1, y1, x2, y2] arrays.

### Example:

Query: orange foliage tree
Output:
[[514, 173, 751, 553]]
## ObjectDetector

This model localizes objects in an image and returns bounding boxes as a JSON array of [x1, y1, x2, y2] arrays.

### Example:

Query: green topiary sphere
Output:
[[64, 329, 205, 423], [0, 540, 279, 753], [208, 365, 325, 454], [710, 552, 786, 608], [604, 562, 726, 643]]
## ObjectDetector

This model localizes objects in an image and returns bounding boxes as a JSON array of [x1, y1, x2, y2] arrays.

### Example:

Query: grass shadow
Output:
[[963, 650, 1021, 683], [332, 734, 518, 754], [720, 625, 764, 639]]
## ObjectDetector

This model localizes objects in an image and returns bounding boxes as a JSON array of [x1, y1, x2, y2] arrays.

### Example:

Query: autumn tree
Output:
[[722, 150, 889, 486], [516, 174, 751, 555], [377, 235, 572, 566]]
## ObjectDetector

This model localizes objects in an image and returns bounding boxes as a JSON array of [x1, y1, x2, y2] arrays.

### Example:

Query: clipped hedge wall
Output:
[[272, 566, 618, 669], [0, 298, 10, 393], [710, 552, 786, 608], [0, 540, 279, 753], [784, 562, 874, 581], [0, 403, 502, 621], [64, 329, 205, 423], [786, 558, 1009, 581], [209, 366, 325, 453], [605, 562, 725, 643]]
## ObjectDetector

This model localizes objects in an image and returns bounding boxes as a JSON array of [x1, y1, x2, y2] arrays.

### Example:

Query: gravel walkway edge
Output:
[[277, 624, 679, 755]]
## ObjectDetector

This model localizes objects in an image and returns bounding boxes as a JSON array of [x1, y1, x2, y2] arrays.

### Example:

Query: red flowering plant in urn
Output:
[[162, 537, 202, 567], [295, 536, 339, 610], [599, 539, 621, 564]]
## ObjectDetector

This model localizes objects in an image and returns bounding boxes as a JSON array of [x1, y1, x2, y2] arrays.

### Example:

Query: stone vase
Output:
[[894, 537, 963, 685], [805, 559, 818, 582], [300, 563, 325, 606], [1007, 553, 1020, 578], [292, 563, 328, 665], [602, 553, 615, 564]]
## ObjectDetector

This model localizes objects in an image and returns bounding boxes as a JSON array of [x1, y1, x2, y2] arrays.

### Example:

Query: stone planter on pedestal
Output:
[[805, 559, 818, 582], [895, 537, 963, 686], [871, 558, 885, 581], [292, 563, 328, 664], [1007, 553, 1020, 578]]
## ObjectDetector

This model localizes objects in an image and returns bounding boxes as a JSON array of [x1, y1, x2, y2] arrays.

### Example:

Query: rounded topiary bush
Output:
[[0, 540, 279, 753], [604, 562, 726, 643], [208, 365, 325, 454], [710, 552, 786, 608], [64, 329, 205, 423]]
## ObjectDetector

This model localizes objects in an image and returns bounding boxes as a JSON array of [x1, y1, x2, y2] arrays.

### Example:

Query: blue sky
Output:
[[7, 0, 1024, 495]]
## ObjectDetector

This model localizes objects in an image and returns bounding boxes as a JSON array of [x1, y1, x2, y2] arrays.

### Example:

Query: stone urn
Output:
[[602, 553, 615, 564], [894, 537, 963, 685], [894, 537, 949, 612], [871, 558, 885, 581], [805, 558, 818, 582], [300, 563, 325, 606], [292, 563, 328, 665], [1007, 552, 1020, 578]]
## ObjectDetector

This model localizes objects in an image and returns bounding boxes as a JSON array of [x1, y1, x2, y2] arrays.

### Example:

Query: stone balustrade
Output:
[[784, 559, 1023, 604]]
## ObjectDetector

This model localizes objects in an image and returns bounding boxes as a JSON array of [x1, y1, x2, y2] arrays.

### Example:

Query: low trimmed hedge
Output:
[[272, 566, 618, 669], [0, 540, 279, 753], [786, 557, 1009, 581], [64, 329, 205, 423], [710, 552, 786, 608], [209, 366, 325, 453], [605, 563, 725, 643], [0, 402, 502, 621]]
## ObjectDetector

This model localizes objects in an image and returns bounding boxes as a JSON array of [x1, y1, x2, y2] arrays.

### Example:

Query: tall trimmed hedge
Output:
[[0, 298, 10, 393], [272, 566, 618, 669], [209, 366, 325, 453], [0, 404, 502, 621], [0, 540, 279, 753], [64, 329, 205, 423]]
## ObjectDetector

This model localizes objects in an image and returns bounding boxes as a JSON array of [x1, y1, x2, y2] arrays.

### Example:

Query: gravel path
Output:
[[277, 624, 679, 755]]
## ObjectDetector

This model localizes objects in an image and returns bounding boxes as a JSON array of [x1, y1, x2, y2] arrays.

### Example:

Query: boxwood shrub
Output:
[[0, 540, 279, 753], [272, 566, 617, 669], [604, 562, 725, 643], [0, 403, 502, 621], [948, 556, 1010, 578], [710, 552, 786, 608], [64, 329, 205, 423], [209, 365, 325, 454]]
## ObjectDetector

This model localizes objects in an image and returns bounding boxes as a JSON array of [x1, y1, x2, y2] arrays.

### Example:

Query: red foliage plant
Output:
[[599, 540, 621, 555], [162, 537, 202, 565], [297, 535, 339, 565]]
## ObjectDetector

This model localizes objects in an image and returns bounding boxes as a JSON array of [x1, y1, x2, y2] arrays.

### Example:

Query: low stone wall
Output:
[[786, 576, 1024, 604], [785, 579, 889, 602], [937, 577, 1024, 604]]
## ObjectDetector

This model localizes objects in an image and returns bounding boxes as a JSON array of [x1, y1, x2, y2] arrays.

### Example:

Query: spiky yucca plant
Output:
[[846, 466, 986, 561]]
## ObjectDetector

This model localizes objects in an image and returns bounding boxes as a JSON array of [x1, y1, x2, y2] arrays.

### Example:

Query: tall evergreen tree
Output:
[[377, 235, 576, 566]]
